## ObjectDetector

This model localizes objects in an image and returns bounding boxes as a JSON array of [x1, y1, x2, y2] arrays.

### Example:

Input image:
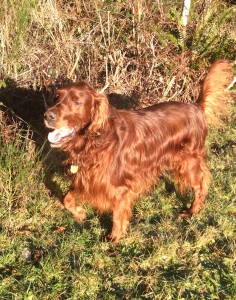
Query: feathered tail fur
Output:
[[198, 60, 233, 126]]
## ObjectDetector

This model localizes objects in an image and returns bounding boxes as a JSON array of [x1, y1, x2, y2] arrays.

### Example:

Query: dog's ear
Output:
[[89, 93, 109, 133]]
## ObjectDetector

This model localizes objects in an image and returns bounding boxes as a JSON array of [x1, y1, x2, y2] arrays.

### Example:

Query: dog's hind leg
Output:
[[109, 189, 135, 243], [178, 153, 211, 217]]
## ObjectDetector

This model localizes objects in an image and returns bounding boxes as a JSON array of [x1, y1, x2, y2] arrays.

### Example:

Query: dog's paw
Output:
[[108, 232, 120, 244], [74, 207, 86, 223], [178, 208, 193, 218]]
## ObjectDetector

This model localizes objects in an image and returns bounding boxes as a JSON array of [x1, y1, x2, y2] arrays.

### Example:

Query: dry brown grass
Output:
[[1, 0, 235, 109]]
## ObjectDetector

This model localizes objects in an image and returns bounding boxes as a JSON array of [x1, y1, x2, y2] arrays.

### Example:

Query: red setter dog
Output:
[[44, 60, 232, 243]]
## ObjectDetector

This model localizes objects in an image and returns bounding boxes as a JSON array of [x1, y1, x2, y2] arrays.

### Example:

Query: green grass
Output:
[[0, 109, 235, 299]]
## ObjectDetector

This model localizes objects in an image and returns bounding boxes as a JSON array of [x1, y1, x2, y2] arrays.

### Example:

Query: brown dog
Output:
[[44, 60, 232, 243]]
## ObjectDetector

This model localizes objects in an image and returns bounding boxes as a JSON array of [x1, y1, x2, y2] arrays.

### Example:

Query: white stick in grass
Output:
[[182, 0, 191, 27]]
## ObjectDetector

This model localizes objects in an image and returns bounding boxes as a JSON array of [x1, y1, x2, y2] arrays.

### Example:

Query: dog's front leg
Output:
[[63, 191, 86, 223]]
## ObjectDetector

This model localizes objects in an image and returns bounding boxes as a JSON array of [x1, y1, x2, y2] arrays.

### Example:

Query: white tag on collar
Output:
[[70, 165, 78, 174]]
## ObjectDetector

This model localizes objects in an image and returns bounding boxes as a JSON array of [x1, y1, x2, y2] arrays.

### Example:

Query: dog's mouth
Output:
[[48, 127, 75, 147]]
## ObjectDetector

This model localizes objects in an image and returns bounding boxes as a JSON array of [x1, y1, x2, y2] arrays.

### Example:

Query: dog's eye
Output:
[[54, 94, 60, 103], [74, 101, 81, 106]]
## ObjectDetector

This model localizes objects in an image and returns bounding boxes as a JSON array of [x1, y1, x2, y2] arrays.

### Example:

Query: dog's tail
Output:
[[198, 60, 233, 126]]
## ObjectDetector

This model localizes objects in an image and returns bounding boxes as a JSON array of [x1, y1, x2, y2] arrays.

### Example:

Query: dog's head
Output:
[[44, 82, 109, 147]]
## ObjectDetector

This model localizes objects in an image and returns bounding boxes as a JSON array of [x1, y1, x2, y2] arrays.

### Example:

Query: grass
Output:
[[0, 0, 236, 299]]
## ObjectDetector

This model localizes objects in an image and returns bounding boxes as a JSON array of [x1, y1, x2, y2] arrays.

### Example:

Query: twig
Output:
[[226, 77, 236, 90], [99, 83, 109, 94], [163, 76, 176, 97], [69, 50, 81, 78]]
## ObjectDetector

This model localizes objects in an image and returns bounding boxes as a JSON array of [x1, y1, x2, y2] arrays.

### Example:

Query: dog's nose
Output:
[[44, 110, 57, 121]]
